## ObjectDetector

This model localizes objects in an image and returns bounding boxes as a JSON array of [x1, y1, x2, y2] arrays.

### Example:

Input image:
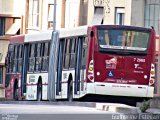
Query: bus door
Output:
[[21, 44, 29, 97], [56, 39, 64, 97], [56, 37, 87, 99], [75, 37, 87, 97]]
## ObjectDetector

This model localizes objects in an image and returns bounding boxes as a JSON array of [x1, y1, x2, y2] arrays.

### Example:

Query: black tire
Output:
[[37, 83, 42, 101], [68, 82, 73, 102], [13, 83, 18, 101]]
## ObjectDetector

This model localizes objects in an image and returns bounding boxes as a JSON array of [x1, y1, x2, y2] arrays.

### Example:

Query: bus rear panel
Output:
[[86, 25, 155, 98]]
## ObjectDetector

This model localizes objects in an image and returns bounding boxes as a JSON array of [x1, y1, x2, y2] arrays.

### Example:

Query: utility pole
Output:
[[53, 0, 56, 31], [48, 0, 58, 101]]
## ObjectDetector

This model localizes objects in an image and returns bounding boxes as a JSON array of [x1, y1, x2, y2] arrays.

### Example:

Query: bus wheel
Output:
[[13, 83, 18, 101], [68, 81, 73, 102], [37, 83, 42, 101]]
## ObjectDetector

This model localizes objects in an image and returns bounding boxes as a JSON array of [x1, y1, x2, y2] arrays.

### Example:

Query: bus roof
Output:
[[10, 35, 24, 44], [59, 25, 88, 38], [24, 26, 88, 43], [24, 31, 52, 43]]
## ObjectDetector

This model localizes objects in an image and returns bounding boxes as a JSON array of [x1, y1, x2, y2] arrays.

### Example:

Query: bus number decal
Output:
[[134, 58, 145, 63], [137, 58, 145, 63]]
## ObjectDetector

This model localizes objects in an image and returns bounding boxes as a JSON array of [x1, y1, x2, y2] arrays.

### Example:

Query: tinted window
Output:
[[63, 38, 78, 69], [63, 39, 70, 69], [70, 38, 78, 68], [17, 45, 23, 73], [28, 44, 36, 72], [81, 37, 88, 69], [98, 29, 150, 51]]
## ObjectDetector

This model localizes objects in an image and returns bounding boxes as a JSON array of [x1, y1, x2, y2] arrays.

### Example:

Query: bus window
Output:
[[69, 38, 78, 68], [17, 45, 23, 73], [28, 44, 36, 72], [13, 45, 18, 73], [36, 43, 41, 57], [63, 39, 70, 69], [43, 42, 49, 56], [9, 50, 14, 73], [108, 30, 123, 46], [8, 44, 14, 52], [42, 42, 49, 71], [63, 38, 78, 69], [35, 43, 42, 71], [98, 30, 109, 45], [98, 29, 150, 51], [81, 37, 88, 69], [6, 44, 14, 73], [132, 32, 149, 49], [98, 30, 123, 47]]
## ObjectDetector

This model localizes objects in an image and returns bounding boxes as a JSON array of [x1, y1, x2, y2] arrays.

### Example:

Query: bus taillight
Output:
[[87, 60, 94, 82], [149, 63, 155, 86]]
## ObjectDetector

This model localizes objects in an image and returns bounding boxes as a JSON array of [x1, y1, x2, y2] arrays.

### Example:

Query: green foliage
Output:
[[140, 100, 150, 113]]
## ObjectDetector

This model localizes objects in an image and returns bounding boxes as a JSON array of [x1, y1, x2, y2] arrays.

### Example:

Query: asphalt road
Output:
[[0, 103, 116, 120]]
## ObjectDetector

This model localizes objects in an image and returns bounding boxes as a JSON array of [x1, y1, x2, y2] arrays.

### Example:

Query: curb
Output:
[[96, 103, 140, 114], [0, 101, 96, 108]]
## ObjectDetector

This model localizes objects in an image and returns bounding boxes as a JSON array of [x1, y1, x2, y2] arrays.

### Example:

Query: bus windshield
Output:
[[98, 29, 150, 51]]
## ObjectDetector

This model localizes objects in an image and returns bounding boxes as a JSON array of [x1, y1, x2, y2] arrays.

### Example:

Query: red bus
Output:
[[48, 25, 156, 101], [5, 25, 156, 101], [5, 35, 24, 100]]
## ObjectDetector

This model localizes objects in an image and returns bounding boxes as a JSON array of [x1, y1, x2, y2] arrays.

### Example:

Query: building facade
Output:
[[0, 38, 9, 99], [0, 0, 159, 35]]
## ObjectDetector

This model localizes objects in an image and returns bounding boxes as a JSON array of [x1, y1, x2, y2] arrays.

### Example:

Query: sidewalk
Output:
[[96, 103, 140, 114], [146, 108, 160, 114], [137, 97, 160, 114], [96, 102, 160, 120]]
